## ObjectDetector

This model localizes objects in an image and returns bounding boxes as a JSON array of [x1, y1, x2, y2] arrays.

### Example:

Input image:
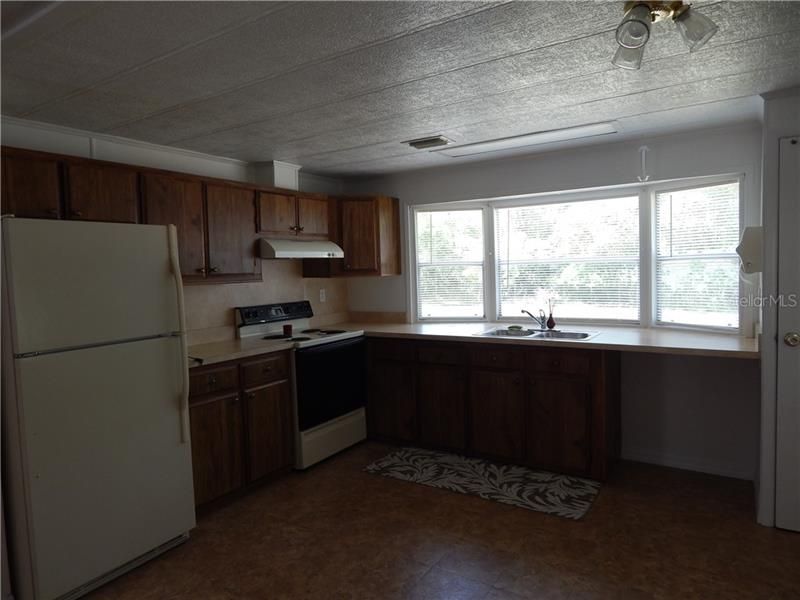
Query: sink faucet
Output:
[[521, 309, 547, 331]]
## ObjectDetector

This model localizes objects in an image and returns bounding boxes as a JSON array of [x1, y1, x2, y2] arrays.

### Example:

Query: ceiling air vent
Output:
[[403, 135, 453, 150]]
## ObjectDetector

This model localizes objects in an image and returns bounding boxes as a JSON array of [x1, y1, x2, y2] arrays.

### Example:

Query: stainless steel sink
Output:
[[476, 327, 538, 338], [530, 330, 598, 340]]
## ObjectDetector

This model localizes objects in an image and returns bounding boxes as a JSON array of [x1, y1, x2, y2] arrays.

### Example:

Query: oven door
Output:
[[295, 336, 366, 432]]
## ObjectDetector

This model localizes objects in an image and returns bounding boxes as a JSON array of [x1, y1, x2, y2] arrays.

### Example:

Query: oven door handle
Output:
[[295, 335, 364, 355]]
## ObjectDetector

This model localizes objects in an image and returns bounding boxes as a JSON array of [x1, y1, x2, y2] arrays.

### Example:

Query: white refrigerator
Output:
[[1, 218, 196, 600]]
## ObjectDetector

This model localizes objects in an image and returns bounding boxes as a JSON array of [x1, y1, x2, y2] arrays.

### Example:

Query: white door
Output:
[[2, 218, 181, 355], [13, 336, 195, 600], [776, 136, 800, 531]]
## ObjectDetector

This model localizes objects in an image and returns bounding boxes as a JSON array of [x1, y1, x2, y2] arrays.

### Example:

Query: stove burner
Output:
[[320, 329, 346, 334], [291, 336, 312, 341], [262, 334, 290, 340], [301, 329, 321, 333]]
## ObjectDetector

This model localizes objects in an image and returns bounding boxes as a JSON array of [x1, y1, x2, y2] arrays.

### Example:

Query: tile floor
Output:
[[88, 442, 800, 599]]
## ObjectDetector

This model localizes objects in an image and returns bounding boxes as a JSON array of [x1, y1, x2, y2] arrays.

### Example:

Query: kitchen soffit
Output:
[[1, 1, 799, 176]]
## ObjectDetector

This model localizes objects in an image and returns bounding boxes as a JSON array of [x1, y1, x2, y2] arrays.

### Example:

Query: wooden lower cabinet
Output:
[[244, 380, 293, 482], [365, 338, 619, 480], [526, 375, 591, 475], [469, 369, 525, 462], [417, 364, 467, 451], [189, 392, 244, 506], [188, 350, 293, 508], [368, 359, 417, 443]]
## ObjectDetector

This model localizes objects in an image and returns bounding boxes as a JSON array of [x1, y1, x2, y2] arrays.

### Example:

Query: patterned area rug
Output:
[[365, 447, 600, 520]]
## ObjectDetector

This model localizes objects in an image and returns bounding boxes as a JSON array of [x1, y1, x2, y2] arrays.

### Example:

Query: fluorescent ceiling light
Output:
[[432, 122, 619, 157]]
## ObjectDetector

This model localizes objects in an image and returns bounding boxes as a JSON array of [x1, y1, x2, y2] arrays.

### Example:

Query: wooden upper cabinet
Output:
[[297, 193, 329, 239], [340, 196, 401, 276], [67, 163, 139, 223], [258, 191, 329, 240], [258, 191, 297, 239], [205, 183, 259, 281], [143, 173, 206, 280], [1, 152, 62, 219], [341, 198, 379, 273]]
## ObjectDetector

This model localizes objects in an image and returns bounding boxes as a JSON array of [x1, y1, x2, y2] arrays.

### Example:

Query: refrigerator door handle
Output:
[[167, 225, 191, 444]]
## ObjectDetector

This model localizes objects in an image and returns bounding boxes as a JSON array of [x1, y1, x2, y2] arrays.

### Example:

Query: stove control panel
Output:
[[236, 301, 313, 327]]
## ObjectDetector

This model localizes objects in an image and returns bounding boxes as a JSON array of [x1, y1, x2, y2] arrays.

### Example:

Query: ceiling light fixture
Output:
[[612, 2, 718, 70], [431, 122, 619, 158]]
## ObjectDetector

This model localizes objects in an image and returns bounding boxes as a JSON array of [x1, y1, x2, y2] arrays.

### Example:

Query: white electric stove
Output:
[[235, 301, 366, 469]]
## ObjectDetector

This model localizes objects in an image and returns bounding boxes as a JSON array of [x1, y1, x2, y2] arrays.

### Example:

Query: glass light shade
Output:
[[616, 4, 651, 49], [674, 8, 719, 52], [612, 44, 645, 70]]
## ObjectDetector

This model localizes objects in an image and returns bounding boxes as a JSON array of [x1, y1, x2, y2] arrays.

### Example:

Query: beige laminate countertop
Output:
[[189, 322, 759, 366], [340, 322, 760, 360], [188, 337, 295, 368]]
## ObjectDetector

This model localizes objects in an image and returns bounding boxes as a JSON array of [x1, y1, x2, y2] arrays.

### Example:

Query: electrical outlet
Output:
[[319, 288, 327, 303]]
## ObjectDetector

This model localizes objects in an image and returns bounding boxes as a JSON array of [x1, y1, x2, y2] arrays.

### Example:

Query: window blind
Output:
[[495, 197, 640, 321], [655, 182, 740, 329], [416, 209, 484, 319]]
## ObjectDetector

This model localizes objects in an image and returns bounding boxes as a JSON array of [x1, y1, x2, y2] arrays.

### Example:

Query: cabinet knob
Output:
[[46, 208, 59, 216], [247, 392, 255, 400], [262, 366, 272, 373], [70, 210, 83, 218], [208, 376, 217, 386], [209, 266, 220, 273], [197, 267, 208, 275], [346, 264, 351, 269], [297, 226, 305, 232], [491, 355, 498, 361]]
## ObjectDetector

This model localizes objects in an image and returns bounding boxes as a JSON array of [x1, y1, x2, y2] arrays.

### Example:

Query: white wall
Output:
[[622, 353, 760, 480], [758, 88, 800, 525], [346, 122, 764, 481]]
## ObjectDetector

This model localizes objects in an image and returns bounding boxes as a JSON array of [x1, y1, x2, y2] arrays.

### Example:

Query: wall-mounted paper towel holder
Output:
[[735, 226, 762, 274]]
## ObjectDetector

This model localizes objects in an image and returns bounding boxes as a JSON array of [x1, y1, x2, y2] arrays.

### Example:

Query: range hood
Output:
[[259, 238, 344, 259]]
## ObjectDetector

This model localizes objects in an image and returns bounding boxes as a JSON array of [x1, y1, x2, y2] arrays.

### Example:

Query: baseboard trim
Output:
[[621, 447, 755, 481]]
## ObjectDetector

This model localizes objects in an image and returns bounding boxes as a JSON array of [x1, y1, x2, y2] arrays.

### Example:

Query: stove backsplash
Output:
[[184, 260, 348, 345]]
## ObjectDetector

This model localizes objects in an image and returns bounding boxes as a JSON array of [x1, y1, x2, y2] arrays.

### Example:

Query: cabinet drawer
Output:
[[190, 364, 239, 397], [368, 338, 416, 362], [417, 344, 464, 365], [242, 353, 289, 387], [527, 350, 591, 377], [469, 345, 523, 370]]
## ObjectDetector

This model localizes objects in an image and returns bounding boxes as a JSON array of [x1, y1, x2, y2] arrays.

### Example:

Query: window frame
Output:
[[410, 204, 491, 322], [408, 173, 750, 335], [647, 175, 746, 334], [492, 190, 644, 326]]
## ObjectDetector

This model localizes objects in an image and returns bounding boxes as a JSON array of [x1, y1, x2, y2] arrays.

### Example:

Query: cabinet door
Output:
[[418, 364, 466, 451], [297, 194, 329, 239], [1, 153, 62, 218], [526, 376, 591, 475], [368, 360, 417, 443], [258, 191, 297, 238], [244, 380, 293, 481], [189, 392, 244, 506], [206, 184, 259, 279], [143, 173, 206, 280], [340, 198, 379, 273], [67, 163, 139, 223], [469, 370, 524, 462]]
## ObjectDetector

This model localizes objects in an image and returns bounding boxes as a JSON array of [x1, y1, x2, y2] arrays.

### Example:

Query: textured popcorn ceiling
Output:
[[2, 1, 799, 175]]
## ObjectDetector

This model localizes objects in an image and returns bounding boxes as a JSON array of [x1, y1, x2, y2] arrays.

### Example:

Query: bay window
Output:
[[412, 175, 744, 333]]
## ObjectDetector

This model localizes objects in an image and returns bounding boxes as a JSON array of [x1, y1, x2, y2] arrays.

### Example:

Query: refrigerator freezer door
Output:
[[11, 336, 195, 600], [2, 219, 181, 355]]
